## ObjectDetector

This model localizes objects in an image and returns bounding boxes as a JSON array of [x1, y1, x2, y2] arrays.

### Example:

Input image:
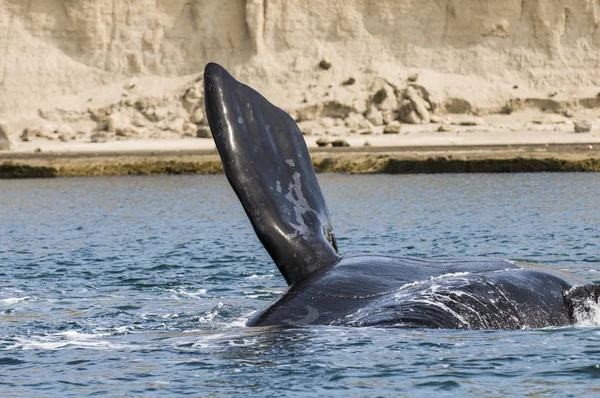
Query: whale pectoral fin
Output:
[[204, 63, 339, 286]]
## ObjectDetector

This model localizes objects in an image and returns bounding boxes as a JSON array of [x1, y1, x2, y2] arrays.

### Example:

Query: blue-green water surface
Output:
[[1, 173, 599, 396]]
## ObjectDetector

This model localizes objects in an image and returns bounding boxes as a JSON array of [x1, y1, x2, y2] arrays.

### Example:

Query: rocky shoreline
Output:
[[2, 143, 599, 179], [1, 67, 599, 151], [3, 0, 600, 161]]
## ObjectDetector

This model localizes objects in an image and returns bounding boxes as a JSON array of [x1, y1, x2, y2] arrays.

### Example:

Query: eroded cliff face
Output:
[[1, 0, 599, 124]]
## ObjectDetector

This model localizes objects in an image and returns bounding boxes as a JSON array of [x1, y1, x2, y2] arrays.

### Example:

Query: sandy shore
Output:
[[2, 125, 600, 178]]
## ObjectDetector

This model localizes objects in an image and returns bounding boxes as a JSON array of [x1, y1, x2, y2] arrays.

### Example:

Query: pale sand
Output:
[[9, 128, 600, 156]]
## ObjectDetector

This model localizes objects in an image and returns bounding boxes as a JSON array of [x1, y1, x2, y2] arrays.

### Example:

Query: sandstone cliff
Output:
[[1, 0, 599, 143]]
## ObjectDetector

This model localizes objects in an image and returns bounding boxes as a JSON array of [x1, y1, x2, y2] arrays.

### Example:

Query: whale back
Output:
[[204, 63, 339, 286]]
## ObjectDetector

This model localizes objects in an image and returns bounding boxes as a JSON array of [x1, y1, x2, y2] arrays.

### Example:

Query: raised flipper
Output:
[[204, 63, 339, 286]]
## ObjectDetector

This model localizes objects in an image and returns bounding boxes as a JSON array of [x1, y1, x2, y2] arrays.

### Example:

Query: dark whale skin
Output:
[[204, 62, 596, 330]]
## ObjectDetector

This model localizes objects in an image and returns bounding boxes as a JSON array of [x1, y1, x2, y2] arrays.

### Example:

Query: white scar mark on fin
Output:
[[284, 172, 310, 238], [285, 159, 295, 167], [275, 180, 282, 193], [237, 116, 243, 124], [281, 172, 329, 240]]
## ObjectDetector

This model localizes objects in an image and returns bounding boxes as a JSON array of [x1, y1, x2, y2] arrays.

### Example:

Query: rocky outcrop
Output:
[[0, 121, 13, 150], [12, 74, 212, 143], [2, 0, 600, 142]]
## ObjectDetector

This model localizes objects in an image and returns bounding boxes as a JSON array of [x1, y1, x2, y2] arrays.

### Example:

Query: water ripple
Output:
[[0, 173, 599, 396]]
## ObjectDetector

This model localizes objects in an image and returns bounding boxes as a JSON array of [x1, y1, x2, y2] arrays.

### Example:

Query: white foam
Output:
[[0, 297, 34, 305], [573, 297, 600, 327], [166, 289, 207, 299], [247, 274, 275, 279], [198, 302, 224, 324], [395, 272, 471, 293], [8, 330, 131, 351]]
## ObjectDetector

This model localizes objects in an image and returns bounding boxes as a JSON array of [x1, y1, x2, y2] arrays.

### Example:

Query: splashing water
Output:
[[571, 295, 600, 327]]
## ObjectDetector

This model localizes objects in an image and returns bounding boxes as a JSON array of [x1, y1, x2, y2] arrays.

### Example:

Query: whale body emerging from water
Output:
[[203, 62, 598, 329]]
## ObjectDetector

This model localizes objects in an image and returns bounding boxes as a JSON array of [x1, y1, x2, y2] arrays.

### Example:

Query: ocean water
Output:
[[1, 173, 599, 396]]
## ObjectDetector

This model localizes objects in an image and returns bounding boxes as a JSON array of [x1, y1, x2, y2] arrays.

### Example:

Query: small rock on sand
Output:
[[574, 120, 592, 133], [196, 126, 212, 138], [318, 60, 332, 70], [316, 138, 330, 147], [91, 132, 108, 143], [331, 139, 350, 147]]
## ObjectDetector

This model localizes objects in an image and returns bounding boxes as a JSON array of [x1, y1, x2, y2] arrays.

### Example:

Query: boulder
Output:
[[408, 73, 419, 82], [91, 132, 108, 143], [344, 112, 364, 130], [115, 126, 140, 137], [574, 120, 592, 133], [400, 86, 430, 124], [183, 86, 202, 105], [430, 114, 442, 124], [371, 82, 397, 123], [318, 60, 332, 70], [22, 124, 59, 140], [196, 126, 212, 138], [316, 138, 330, 147], [21, 127, 41, 142], [331, 139, 350, 147], [383, 121, 401, 134], [190, 107, 205, 124], [153, 107, 169, 121], [107, 113, 131, 133], [183, 123, 198, 136], [319, 117, 336, 128], [358, 119, 375, 133], [56, 124, 74, 139], [132, 112, 148, 127], [365, 105, 384, 126], [0, 121, 13, 150], [165, 117, 186, 133], [398, 99, 421, 124]]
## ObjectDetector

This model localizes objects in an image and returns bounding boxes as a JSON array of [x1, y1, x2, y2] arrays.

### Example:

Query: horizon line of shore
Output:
[[1, 143, 599, 179]]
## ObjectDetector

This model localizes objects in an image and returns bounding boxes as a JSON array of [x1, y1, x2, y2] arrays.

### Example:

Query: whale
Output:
[[203, 62, 599, 329]]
